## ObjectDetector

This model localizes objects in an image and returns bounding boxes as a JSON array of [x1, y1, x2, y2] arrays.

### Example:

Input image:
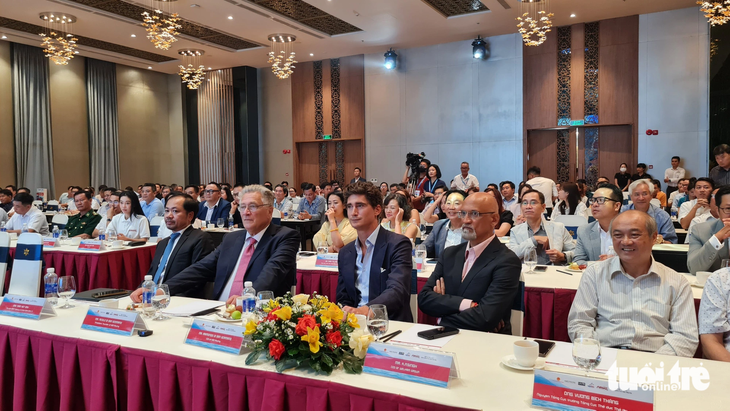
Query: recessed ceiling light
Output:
[[570, 13, 576, 18], [131, 34, 136, 37], [227, 15, 233, 20], [310, 53, 314, 56], [208, 67, 212, 70], [147, 66, 152, 69], [1, 35, 6, 39]]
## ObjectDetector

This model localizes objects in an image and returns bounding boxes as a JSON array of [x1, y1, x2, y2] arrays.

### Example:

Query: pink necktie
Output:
[[228, 237, 257, 298]]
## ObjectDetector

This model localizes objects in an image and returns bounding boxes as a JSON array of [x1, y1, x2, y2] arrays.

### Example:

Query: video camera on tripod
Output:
[[405, 152, 426, 176]]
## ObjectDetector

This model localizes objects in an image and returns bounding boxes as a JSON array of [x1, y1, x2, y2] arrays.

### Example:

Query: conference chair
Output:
[[46, 200, 59, 211], [553, 214, 589, 240], [650, 198, 662, 208], [622, 192, 630, 205], [51, 214, 69, 230], [510, 273, 526, 337], [0, 232, 9, 296], [8, 233, 43, 297], [149, 215, 164, 237], [272, 209, 281, 226], [32, 200, 43, 210]]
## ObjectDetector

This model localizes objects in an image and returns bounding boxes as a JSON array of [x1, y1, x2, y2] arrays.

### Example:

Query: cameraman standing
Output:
[[402, 155, 431, 212]]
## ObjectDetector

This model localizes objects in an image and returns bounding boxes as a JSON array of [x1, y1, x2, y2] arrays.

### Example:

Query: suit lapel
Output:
[[446, 243, 467, 294], [437, 221, 449, 253], [590, 222, 601, 259], [458, 240, 500, 295], [246, 225, 275, 271], [168, 226, 192, 263], [369, 229, 388, 300], [222, 231, 248, 280], [343, 246, 359, 299]]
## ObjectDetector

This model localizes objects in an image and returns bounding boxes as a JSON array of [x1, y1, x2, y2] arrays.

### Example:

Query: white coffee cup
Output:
[[112, 240, 124, 249], [99, 299, 118, 309], [696, 271, 712, 286], [354, 314, 367, 331], [513, 340, 539, 367], [70, 237, 82, 246]]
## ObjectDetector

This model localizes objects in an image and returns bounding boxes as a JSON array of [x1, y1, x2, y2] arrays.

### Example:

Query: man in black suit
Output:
[[196, 182, 231, 223], [418, 192, 522, 333], [131, 185, 300, 303], [146, 193, 215, 297], [349, 167, 365, 185], [336, 182, 413, 322]]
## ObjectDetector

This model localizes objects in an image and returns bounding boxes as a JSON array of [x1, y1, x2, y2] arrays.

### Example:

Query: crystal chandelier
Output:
[[698, 1, 730, 26], [142, 0, 181, 50], [516, 0, 554, 47], [38, 13, 78, 65], [178, 49, 205, 90], [267, 34, 297, 79]]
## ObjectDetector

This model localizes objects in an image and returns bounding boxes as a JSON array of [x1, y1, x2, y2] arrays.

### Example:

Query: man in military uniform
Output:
[[66, 191, 102, 239]]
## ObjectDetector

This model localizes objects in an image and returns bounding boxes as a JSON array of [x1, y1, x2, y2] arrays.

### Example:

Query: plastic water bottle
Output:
[[52, 225, 60, 239], [98, 228, 106, 242], [228, 214, 234, 230], [415, 240, 427, 272], [242, 281, 256, 313], [44, 268, 58, 306], [21, 223, 28, 233], [141, 275, 156, 318], [671, 207, 678, 219], [0, 221, 5, 232]]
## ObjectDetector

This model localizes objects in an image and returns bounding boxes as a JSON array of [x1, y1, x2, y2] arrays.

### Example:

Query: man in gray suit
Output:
[[574, 184, 623, 264], [688, 185, 730, 274]]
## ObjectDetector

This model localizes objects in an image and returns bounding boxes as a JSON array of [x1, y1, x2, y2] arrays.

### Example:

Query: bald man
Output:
[[568, 210, 698, 357], [418, 193, 522, 333]]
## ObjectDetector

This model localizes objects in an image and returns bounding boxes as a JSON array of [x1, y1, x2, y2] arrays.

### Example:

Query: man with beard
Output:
[[418, 193, 522, 333]]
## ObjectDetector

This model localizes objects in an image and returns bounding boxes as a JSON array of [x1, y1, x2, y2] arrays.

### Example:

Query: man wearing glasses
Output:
[[573, 184, 623, 264], [688, 185, 730, 274], [418, 193, 522, 333], [508, 189, 575, 265], [140, 182, 164, 220], [132, 185, 300, 302], [196, 182, 231, 224]]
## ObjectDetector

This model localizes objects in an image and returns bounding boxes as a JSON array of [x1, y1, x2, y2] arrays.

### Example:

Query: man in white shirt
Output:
[[664, 156, 686, 198], [568, 210, 699, 357], [58, 186, 74, 204], [669, 178, 689, 211], [272, 184, 293, 216], [500, 181, 517, 211], [679, 178, 714, 242], [525, 166, 558, 212], [698, 267, 730, 361], [451, 162, 480, 192], [573, 184, 623, 264], [5, 192, 49, 236], [687, 185, 730, 274]]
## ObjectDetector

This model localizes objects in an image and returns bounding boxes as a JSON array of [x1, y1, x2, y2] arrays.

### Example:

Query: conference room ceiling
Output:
[[0, 0, 697, 73]]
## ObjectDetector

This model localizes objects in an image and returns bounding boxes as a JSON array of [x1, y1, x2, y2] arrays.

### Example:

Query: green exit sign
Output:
[[323, 134, 332, 140], [570, 120, 585, 126]]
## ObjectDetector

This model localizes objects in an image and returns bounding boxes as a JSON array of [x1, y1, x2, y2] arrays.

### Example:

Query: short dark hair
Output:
[[5, 185, 16, 191], [98, 184, 107, 191], [389, 183, 398, 189], [17, 187, 31, 194], [104, 187, 116, 193], [206, 182, 222, 190], [0, 189, 12, 197], [715, 185, 730, 207], [281, 181, 289, 186], [13, 192, 34, 206], [143, 183, 156, 191], [167, 193, 199, 219], [185, 184, 199, 193], [637, 163, 647, 169], [672, 156, 680, 161], [595, 183, 623, 203], [274, 184, 287, 192], [321, 181, 332, 189], [428, 164, 442, 179], [74, 190, 93, 200], [354, 167, 362, 172], [521, 189, 545, 204], [303, 183, 315, 193], [527, 166, 541, 176], [326, 191, 347, 218], [344, 182, 383, 209], [500, 181, 515, 190], [696, 177, 715, 190], [713, 144, 730, 157]]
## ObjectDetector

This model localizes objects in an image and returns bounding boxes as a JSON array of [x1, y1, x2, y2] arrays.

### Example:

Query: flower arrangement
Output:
[[244, 293, 375, 374]]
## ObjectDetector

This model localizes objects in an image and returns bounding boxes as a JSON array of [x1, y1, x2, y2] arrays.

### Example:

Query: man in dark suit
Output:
[[196, 182, 231, 223], [573, 184, 623, 264], [131, 185, 300, 303], [688, 185, 730, 274], [146, 193, 215, 297], [418, 193, 522, 333], [336, 182, 413, 322], [349, 167, 365, 185]]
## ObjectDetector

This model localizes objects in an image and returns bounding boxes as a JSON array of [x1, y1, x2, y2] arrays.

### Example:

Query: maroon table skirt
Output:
[[5, 247, 155, 294], [0, 325, 474, 411]]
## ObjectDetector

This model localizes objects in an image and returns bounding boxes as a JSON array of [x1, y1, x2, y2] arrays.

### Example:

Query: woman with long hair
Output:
[[382, 193, 420, 240], [107, 190, 150, 241], [485, 188, 513, 237], [313, 192, 357, 252], [551, 182, 588, 220]]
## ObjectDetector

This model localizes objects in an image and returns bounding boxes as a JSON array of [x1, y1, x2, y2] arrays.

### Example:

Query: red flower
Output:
[[331, 320, 340, 329], [295, 315, 318, 336], [269, 339, 285, 360], [326, 330, 342, 348], [266, 312, 279, 322]]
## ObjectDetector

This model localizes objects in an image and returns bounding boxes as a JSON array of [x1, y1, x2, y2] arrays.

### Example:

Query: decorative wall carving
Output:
[[313, 61, 323, 140], [584, 127, 599, 187], [584, 22, 599, 124], [331, 58, 341, 140], [557, 130, 570, 183], [557, 26, 571, 126]]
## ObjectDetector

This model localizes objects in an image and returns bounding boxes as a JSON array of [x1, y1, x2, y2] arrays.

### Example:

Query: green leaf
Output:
[[275, 358, 299, 373], [321, 353, 333, 366], [245, 350, 263, 366]]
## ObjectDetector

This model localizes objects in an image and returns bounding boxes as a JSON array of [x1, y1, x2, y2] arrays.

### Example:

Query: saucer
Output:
[[690, 280, 705, 288], [564, 267, 583, 273], [213, 312, 242, 323], [501, 354, 545, 371]]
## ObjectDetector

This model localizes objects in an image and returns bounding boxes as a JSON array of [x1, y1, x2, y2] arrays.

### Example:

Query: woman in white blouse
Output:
[[107, 191, 151, 242], [551, 182, 589, 220]]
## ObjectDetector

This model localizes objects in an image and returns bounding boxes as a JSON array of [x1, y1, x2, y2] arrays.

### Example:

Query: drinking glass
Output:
[[152, 284, 171, 320], [316, 241, 328, 254], [572, 333, 602, 376], [57, 276, 77, 309], [59, 229, 69, 245], [107, 229, 117, 244], [257, 291, 274, 312], [216, 218, 225, 229], [367, 304, 389, 341], [722, 259, 730, 269], [419, 224, 427, 241], [525, 248, 538, 274]]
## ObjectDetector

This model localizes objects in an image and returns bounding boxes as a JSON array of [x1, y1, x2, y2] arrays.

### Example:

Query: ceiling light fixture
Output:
[[178, 49, 205, 89], [131, 34, 137, 37], [228, 16, 233, 20], [384, 48, 397, 70], [570, 13, 576, 18], [148, 66, 152, 69], [516, 0, 554, 47], [267, 33, 297, 79], [142, 0, 182, 50], [472, 35, 487, 60], [310, 53, 314, 56], [1, 35, 6, 40], [38, 12, 78, 65], [698, 1, 730, 26]]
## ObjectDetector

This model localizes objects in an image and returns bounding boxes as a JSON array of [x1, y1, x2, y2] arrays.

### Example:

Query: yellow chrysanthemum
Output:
[[273, 306, 292, 321], [317, 303, 344, 324], [263, 300, 280, 313], [346, 313, 359, 328], [301, 326, 323, 353], [244, 320, 257, 335]]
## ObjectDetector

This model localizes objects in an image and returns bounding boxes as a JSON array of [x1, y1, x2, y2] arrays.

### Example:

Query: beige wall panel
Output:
[[260, 70, 294, 185], [0, 42, 14, 185]]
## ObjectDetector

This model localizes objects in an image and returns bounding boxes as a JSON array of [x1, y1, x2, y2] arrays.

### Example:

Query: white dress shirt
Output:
[[450, 174, 480, 191], [157, 225, 191, 283], [679, 199, 713, 243], [355, 225, 381, 306], [219, 225, 269, 301], [107, 213, 151, 239], [698, 268, 730, 353], [568, 257, 699, 357], [599, 226, 611, 255], [526, 176, 558, 209], [203, 199, 221, 222], [664, 167, 686, 188], [550, 200, 589, 220], [6, 206, 49, 236]]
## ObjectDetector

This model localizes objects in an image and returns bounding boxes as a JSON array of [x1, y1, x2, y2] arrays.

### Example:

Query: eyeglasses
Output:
[[588, 197, 618, 205], [521, 200, 542, 207], [239, 203, 271, 212], [719, 206, 730, 214], [456, 210, 495, 219], [204, 189, 220, 194], [110, 201, 120, 205]]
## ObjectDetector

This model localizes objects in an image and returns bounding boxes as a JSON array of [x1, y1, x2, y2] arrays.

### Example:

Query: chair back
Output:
[[553, 214, 588, 240], [622, 192, 630, 205], [8, 233, 43, 297], [650, 198, 662, 208], [510, 273, 526, 336], [46, 200, 59, 211], [51, 214, 69, 230], [272, 209, 281, 226], [149, 215, 164, 237], [0, 232, 9, 296], [32, 201, 43, 211]]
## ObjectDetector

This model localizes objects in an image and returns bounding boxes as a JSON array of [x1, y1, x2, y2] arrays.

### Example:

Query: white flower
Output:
[[348, 329, 375, 359]]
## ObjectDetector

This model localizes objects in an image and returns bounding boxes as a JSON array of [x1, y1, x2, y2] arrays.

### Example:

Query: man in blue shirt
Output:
[[140, 182, 164, 221], [296, 183, 325, 221], [621, 179, 677, 244]]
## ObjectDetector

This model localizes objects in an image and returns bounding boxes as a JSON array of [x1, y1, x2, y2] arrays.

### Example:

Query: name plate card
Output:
[[78, 239, 105, 251], [0, 295, 57, 320], [43, 237, 59, 248], [315, 253, 338, 268], [185, 319, 246, 355], [533, 369, 654, 411], [81, 307, 148, 336], [363, 342, 458, 388]]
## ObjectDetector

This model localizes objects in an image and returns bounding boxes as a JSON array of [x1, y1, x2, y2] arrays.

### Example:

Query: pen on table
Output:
[[556, 270, 573, 276], [381, 330, 402, 343]]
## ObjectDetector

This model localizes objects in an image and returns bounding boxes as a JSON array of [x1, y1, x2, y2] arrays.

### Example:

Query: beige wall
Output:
[[49, 57, 89, 194], [259, 69, 294, 185], [0, 42, 14, 185]]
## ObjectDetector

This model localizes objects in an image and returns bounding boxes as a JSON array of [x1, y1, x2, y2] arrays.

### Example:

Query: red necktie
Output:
[[228, 237, 257, 298]]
